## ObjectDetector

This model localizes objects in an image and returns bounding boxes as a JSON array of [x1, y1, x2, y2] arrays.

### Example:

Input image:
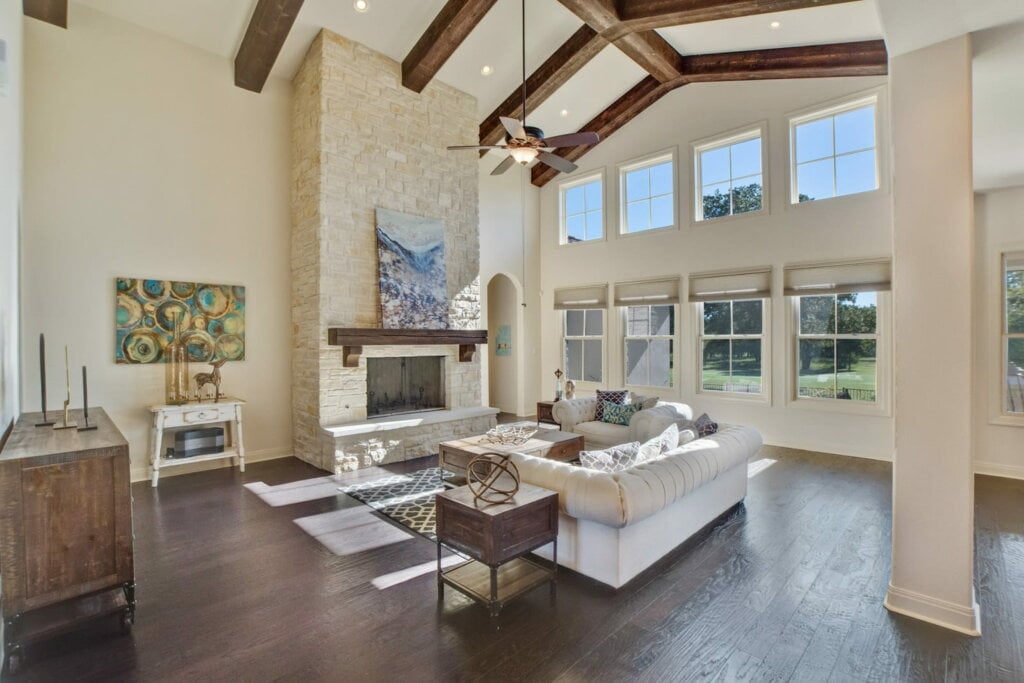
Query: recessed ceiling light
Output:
[[560, 109, 569, 117], [769, 20, 781, 29], [353, 0, 369, 13], [480, 65, 493, 76]]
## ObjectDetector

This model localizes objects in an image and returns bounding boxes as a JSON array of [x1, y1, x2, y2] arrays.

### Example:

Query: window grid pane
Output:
[[1004, 260, 1024, 413], [699, 299, 765, 395], [796, 294, 878, 402], [624, 160, 674, 232], [562, 179, 603, 243], [625, 305, 675, 388], [564, 309, 603, 383], [794, 104, 877, 203], [698, 135, 763, 221]]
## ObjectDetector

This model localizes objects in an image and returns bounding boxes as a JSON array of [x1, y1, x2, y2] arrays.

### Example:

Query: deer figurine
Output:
[[194, 358, 227, 402]]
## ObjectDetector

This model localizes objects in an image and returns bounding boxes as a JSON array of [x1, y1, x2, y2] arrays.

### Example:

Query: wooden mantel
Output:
[[327, 328, 488, 368]]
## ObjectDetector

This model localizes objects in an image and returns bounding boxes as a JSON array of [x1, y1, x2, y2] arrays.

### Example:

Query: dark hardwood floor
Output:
[[9, 447, 1024, 682]]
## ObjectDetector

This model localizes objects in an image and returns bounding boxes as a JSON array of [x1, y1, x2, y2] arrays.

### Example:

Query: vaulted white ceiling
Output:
[[66, 0, 1022, 190]]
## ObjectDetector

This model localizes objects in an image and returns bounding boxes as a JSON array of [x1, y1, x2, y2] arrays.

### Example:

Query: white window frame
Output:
[[623, 304, 677, 391], [1000, 251, 1024, 421], [618, 148, 678, 237], [563, 308, 605, 387], [788, 93, 880, 205], [558, 171, 606, 246], [788, 292, 890, 415], [692, 123, 768, 224], [696, 298, 770, 401]]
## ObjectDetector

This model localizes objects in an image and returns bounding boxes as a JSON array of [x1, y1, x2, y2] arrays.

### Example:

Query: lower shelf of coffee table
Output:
[[440, 556, 553, 606]]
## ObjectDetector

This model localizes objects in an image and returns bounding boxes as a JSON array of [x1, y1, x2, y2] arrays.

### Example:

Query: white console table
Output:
[[149, 397, 246, 487]]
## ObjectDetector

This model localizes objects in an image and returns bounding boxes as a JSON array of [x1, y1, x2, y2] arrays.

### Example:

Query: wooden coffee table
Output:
[[438, 430, 583, 487]]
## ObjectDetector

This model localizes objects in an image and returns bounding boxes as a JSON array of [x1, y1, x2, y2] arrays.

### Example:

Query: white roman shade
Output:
[[783, 258, 891, 297], [613, 277, 681, 306], [688, 267, 772, 302], [1005, 252, 1024, 271], [553, 283, 608, 310]]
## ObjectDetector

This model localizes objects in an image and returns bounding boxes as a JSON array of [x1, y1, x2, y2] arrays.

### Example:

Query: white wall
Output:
[[974, 185, 1024, 479], [479, 165, 542, 415], [22, 5, 293, 481], [535, 76, 895, 459], [0, 3, 22, 439]]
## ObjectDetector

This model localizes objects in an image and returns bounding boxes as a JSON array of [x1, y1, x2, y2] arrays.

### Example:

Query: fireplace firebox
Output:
[[366, 356, 446, 417]]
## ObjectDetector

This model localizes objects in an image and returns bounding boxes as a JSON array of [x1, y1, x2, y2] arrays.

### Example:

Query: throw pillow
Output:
[[601, 401, 639, 426], [579, 441, 642, 473], [638, 423, 681, 461], [628, 392, 660, 410], [594, 389, 628, 421], [694, 413, 718, 438]]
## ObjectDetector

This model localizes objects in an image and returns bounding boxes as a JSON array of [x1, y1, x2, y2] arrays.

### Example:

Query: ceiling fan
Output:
[[446, 0, 600, 176]]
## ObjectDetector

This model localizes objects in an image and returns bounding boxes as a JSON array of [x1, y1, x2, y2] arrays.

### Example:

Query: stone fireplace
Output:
[[289, 30, 497, 473], [366, 356, 445, 417]]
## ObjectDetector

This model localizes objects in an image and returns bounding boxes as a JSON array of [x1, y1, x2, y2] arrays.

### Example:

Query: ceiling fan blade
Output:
[[537, 152, 578, 174], [542, 132, 600, 148], [490, 155, 517, 176], [499, 116, 528, 140], [447, 145, 507, 150]]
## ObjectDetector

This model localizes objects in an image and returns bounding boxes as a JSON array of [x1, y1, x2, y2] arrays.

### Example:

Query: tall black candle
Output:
[[35, 333, 54, 427]]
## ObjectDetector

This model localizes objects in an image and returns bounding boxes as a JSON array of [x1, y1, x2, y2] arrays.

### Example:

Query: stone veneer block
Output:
[[290, 30, 483, 470]]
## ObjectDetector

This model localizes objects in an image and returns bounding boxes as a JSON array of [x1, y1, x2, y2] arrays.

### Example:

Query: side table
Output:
[[436, 482, 558, 617], [149, 396, 246, 487], [536, 400, 558, 427]]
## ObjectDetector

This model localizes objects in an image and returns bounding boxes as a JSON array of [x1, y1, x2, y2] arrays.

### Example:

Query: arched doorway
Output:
[[486, 273, 523, 415]]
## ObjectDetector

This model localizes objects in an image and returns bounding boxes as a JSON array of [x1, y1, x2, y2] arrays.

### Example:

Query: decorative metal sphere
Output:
[[466, 453, 520, 505]]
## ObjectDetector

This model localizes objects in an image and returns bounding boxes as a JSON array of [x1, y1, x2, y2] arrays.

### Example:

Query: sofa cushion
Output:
[[579, 441, 643, 473], [594, 389, 628, 421], [601, 401, 638, 426], [574, 420, 628, 448], [629, 392, 660, 410]]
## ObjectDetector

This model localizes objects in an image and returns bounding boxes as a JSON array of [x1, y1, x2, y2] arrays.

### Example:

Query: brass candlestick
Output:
[[54, 345, 77, 430]]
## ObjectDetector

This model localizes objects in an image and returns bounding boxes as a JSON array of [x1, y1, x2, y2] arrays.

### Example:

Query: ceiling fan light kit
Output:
[[445, 0, 599, 177]]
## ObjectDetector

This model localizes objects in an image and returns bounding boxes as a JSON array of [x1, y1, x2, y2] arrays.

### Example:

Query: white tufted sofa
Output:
[[510, 423, 762, 588], [551, 398, 694, 449]]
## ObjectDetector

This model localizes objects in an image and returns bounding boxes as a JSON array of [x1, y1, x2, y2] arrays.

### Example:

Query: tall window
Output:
[[624, 305, 675, 388], [621, 156, 674, 233], [792, 97, 877, 203], [796, 293, 878, 402], [699, 299, 765, 394], [1004, 254, 1024, 414], [695, 130, 763, 221], [564, 309, 603, 383], [561, 176, 603, 244]]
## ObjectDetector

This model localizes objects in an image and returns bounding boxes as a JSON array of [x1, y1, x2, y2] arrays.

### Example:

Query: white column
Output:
[[886, 34, 980, 635]]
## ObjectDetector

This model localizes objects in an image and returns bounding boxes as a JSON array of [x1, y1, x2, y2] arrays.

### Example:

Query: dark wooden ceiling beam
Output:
[[672, 39, 889, 84], [402, 0, 499, 93], [531, 76, 674, 186], [615, 0, 861, 32], [479, 25, 607, 147], [610, 29, 684, 81], [530, 40, 888, 187], [23, 0, 67, 28], [234, 0, 305, 93]]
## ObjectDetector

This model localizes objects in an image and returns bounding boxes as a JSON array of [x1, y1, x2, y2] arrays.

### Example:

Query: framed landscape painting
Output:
[[375, 208, 449, 329], [115, 277, 245, 364]]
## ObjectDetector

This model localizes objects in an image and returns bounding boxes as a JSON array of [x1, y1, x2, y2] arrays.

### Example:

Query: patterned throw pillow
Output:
[[580, 441, 642, 473], [629, 392, 660, 410], [638, 423, 681, 461], [694, 413, 718, 437], [594, 389, 628, 421], [601, 401, 639, 426]]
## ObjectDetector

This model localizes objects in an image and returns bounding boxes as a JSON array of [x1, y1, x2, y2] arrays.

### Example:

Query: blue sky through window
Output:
[[795, 103, 877, 202], [624, 160, 674, 232], [563, 178, 603, 243]]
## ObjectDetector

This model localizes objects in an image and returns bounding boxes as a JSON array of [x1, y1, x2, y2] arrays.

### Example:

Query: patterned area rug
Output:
[[339, 467, 450, 541]]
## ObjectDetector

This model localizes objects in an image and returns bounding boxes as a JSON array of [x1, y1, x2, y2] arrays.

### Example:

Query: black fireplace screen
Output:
[[366, 356, 446, 417]]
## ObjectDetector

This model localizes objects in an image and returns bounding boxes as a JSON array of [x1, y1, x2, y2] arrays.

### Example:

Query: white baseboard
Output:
[[130, 447, 292, 483], [883, 583, 981, 636], [973, 460, 1024, 481], [762, 438, 893, 463]]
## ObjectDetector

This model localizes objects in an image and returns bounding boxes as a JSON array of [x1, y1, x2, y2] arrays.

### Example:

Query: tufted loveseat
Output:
[[551, 397, 695, 449], [511, 422, 762, 588]]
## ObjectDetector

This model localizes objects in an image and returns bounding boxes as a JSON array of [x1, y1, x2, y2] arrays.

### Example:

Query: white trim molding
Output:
[[883, 583, 981, 636], [974, 460, 1024, 480]]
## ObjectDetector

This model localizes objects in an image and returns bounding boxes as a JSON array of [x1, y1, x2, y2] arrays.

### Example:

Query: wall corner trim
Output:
[[973, 461, 1024, 481], [883, 583, 981, 636]]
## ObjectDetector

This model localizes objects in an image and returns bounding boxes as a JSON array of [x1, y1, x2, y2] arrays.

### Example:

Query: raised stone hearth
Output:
[[290, 30, 489, 473]]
